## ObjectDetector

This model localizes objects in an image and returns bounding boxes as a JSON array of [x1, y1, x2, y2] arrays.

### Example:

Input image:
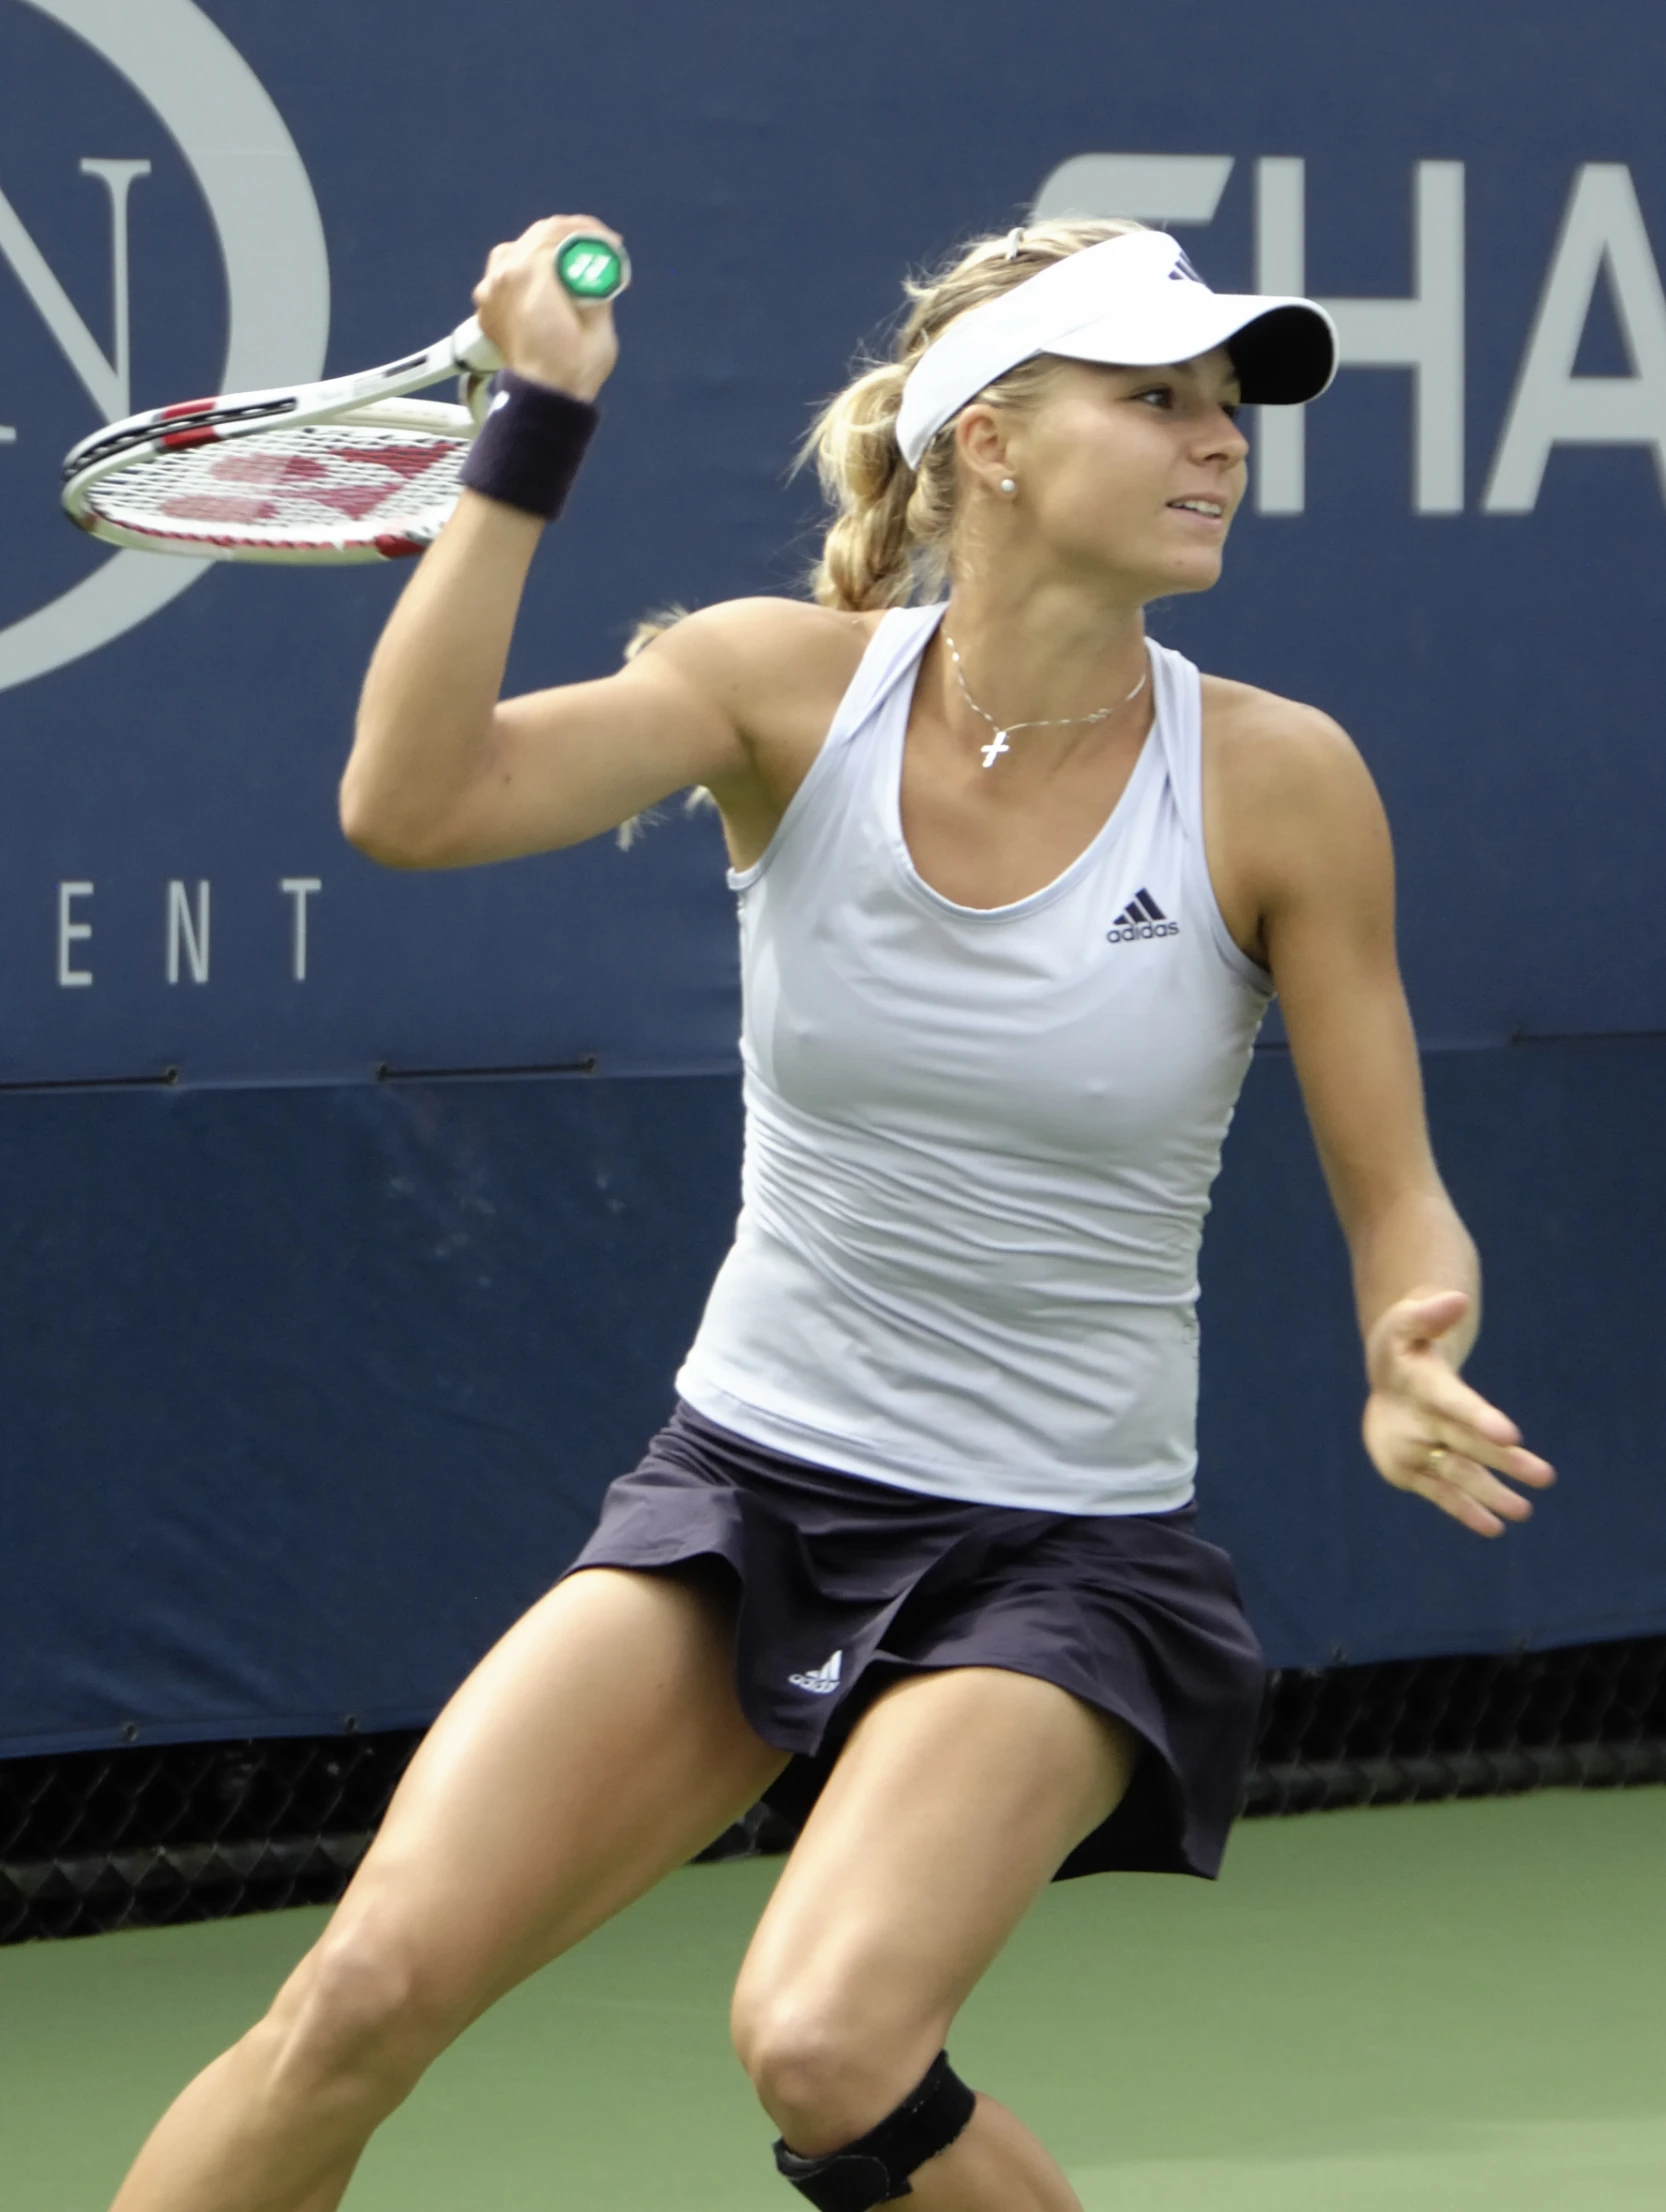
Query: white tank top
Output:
[[675, 603, 1272, 1513]]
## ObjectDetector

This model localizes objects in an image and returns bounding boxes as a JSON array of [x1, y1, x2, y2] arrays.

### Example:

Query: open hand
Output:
[[1363, 1289, 1555, 1537]]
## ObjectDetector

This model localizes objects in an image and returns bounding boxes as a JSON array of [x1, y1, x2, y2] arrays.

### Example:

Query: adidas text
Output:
[[1106, 887, 1178, 944]]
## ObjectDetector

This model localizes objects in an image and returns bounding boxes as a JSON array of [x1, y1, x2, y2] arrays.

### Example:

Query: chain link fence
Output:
[[7, 1635, 1665, 1944]]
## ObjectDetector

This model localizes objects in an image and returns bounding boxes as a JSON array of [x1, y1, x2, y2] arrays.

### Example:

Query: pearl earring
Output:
[[999, 476, 1017, 495]]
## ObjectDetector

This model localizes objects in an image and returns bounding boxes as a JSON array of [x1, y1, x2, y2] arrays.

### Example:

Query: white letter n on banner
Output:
[[1255, 159, 1465, 515], [167, 880, 210, 985], [0, 160, 151, 423]]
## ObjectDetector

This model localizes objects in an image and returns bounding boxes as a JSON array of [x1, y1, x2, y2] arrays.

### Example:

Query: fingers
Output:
[[493, 214, 625, 298], [1404, 1446, 1537, 1535], [487, 215, 623, 264], [1364, 1387, 1555, 1539], [1398, 1468, 1513, 1539], [1389, 1358, 1556, 1483], [1383, 1431, 1554, 1531], [471, 214, 623, 399], [514, 212, 624, 252], [1433, 1431, 1556, 1489], [1400, 1359, 1522, 1450], [1371, 1294, 1552, 1473]]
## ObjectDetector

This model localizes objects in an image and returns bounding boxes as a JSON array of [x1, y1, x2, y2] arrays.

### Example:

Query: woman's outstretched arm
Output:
[[1211, 685, 1555, 1535]]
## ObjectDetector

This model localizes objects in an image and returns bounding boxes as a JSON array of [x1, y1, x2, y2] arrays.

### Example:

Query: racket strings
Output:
[[81, 422, 469, 550]]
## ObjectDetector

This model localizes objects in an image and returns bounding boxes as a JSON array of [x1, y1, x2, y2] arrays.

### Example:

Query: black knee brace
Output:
[[772, 2050, 977, 2211]]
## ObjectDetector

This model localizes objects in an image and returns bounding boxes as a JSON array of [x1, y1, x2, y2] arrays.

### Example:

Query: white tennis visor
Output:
[[895, 229, 1338, 470]]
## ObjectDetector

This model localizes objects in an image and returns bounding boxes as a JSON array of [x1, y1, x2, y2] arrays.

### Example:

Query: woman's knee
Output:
[[262, 1912, 464, 2110], [732, 1984, 940, 2156]]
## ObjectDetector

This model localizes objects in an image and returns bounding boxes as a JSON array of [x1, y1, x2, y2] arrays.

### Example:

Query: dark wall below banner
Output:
[[5, 1040, 1663, 1760]]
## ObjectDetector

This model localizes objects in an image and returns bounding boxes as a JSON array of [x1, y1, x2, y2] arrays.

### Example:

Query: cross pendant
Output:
[[980, 730, 1010, 768]]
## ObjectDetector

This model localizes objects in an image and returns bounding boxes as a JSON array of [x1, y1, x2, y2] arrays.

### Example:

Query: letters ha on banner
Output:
[[1035, 153, 1666, 515]]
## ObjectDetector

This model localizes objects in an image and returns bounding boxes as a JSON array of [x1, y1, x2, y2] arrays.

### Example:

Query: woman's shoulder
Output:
[[1198, 671, 1351, 756], [629, 597, 893, 823], [633, 596, 885, 751], [641, 595, 879, 687], [1198, 672, 1371, 808], [1197, 671, 1388, 889]]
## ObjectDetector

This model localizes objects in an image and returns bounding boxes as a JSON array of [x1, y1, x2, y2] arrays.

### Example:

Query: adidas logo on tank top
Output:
[[1106, 888, 1179, 944]]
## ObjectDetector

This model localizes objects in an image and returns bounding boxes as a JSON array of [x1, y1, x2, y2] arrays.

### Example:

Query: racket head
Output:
[[61, 319, 486, 478], [58, 229, 630, 563], [62, 399, 474, 564]]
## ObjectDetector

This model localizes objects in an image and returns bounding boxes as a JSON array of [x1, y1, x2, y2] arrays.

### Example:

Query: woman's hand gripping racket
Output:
[[60, 228, 628, 565]]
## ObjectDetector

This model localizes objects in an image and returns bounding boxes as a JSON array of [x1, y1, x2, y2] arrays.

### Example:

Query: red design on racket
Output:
[[60, 234, 629, 566]]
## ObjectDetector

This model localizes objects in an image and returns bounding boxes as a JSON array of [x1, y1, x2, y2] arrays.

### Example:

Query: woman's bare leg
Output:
[[731, 1666, 1137, 2212], [110, 1565, 785, 2212]]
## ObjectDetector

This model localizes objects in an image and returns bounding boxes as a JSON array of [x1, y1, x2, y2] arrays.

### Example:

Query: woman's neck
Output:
[[934, 573, 1151, 744]]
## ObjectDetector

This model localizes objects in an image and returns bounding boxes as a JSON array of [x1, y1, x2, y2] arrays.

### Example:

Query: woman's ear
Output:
[[955, 403, 1014, 494]]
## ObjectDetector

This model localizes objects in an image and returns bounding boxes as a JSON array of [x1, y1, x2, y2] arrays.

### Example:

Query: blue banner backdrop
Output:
[[2, 0, 1663, 1753]]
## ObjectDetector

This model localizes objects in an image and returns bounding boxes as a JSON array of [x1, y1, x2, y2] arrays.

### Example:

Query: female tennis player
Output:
[[110, 214, 1553, 2212]]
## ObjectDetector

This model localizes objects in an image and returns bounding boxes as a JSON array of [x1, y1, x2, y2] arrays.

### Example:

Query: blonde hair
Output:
[[803, 216, 1150, 612]]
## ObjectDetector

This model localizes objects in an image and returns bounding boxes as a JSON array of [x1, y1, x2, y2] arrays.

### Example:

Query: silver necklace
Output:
[[942, 629, 1148, 769]]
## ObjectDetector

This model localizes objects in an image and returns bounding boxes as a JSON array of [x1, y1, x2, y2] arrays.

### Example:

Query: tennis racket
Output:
[[60, 234, 629, 566]]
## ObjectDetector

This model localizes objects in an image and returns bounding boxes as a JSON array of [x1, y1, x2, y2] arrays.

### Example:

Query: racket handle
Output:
[[449, 235, 628, 375]]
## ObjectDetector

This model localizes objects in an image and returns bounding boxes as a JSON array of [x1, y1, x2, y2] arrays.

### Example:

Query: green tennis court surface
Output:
[[5, 1788, 1663, 2211]]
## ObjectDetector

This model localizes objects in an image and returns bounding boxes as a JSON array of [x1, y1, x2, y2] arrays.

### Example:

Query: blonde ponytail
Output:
[[807, 360, 919, 611], [803, 216, 1150, 611]]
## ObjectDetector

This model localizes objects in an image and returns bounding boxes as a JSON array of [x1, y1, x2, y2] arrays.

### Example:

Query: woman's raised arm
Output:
[[339, 215, 764, 869]]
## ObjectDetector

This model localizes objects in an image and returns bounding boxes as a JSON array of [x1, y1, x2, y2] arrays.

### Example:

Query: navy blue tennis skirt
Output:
[[566, 1400, 1264, 1880]]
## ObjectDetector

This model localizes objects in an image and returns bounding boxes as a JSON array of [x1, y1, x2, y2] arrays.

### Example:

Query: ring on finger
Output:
[[1425, 1442, 1449, 1472]]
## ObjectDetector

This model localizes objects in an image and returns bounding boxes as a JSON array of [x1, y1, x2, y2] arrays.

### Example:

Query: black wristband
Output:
[[459, 370, 599, 522]]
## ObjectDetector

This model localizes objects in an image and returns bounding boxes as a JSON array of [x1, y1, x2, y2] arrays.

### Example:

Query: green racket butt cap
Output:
[[556, 235, 630, 302]]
